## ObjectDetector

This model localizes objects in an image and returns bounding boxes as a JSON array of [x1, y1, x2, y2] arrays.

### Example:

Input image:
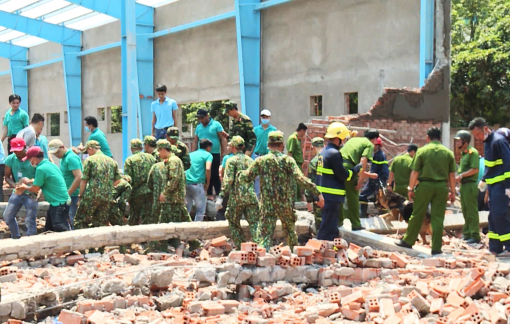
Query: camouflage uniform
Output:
[[167, 127, 191, 170], [226, 107, 257, 153], [110, 175, 132, 226], [305, 137, 324, 233], [220, 136, 259, 247], [124, 139, 156, 225], [144, 136, 161, 163], [241, 131, 321, 250], [74, 140, 121, 229]]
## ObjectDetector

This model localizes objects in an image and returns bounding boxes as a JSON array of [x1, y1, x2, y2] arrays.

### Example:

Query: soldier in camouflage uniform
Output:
[[75, 140, 121, 230], [241, 131, 324, 250], [166, 127, 191, 170], [124, 139, 156, 225], [110, 174, 132, 226], [305, 137, 325, 233], [218, 136, 259, 247], [144, 135, 160, 162], [225, 104, 256, 155]]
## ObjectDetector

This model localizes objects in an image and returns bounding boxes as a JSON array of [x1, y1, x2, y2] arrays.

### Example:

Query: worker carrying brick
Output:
[[217, 136, 259, 248], [396, 127, 456, 255], [241, 131, 324, 250], [387, 144, 418, 198], [359, 137, 389, 218], [339, 129, 379, 230], [316, 123, 361, 241], [124, 139, 156, 226], [305, 137, 325, 233], [454, 130, 480, 244], [469, 118, 510, 255]]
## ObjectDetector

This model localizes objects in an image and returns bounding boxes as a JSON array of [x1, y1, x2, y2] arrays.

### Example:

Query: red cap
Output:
[[22, 146, 43, 161], [375, 138, 382, 145], [10, 138, 26, 152]]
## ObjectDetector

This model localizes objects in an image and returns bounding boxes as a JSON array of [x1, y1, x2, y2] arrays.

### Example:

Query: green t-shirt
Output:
[[411, 141, 455, 182], [195, 119, 224, 154], [88, 128, 112, 157], [4, 153, 35, 182], [458, 146, 480, 183], [340, 137, 374, 166], [286, 132, 303, 164], [60, 149, 83, 197], [186, 149, 213, 184], [390, 153, 414, 187], [3, 108, 29, 136], [34, 159, 70, 206]]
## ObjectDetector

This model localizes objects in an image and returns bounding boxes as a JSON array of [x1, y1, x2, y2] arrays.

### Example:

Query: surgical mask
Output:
[[30, 161, 37, 168], [85, 126, 91, 133], [261, 118, 270, 125]]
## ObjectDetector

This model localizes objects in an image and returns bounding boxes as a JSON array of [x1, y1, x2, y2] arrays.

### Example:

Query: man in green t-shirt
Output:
[[287, 123, 308, 202], [48, 139, 83, 230], [18, 146, 71, 233], [387, 144, 418, 198], [2, 95, 29, 154], [454, 130, 480, 243], [80, 116, 113, 158], [186, 139, 213, 221]]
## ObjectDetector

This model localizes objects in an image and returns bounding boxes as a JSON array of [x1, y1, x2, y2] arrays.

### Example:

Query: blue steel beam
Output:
[[24, 57, 62, 70], [419, 0, 434, 86], [235, 0, 261, 126], [77, 41, 121, 56], [0, 70, 9, 76], [136, 8, 154, 138], [121, 0, 142, 161], [65, 0, 152, 21], [0, 42, 28, 112], [254, 0, 293, 10], [62, 44, 82, 147], [0, 10, 81, 46]]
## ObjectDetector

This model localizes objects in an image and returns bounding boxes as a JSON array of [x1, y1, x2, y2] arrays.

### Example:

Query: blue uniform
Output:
[[359, 149, 389, 203], [483, 131, 510, 253], [316, 142, 360, 240]]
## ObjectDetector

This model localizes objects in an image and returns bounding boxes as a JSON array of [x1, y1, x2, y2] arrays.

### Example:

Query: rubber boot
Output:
[[360, 203, 368, 219]]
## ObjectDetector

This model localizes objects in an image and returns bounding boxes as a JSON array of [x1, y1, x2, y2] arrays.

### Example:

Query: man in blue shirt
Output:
[[186, 139, 213, 221], [151, 84, 178, 140], [193, 109, 226, 200], [253, 109, 276, 197]]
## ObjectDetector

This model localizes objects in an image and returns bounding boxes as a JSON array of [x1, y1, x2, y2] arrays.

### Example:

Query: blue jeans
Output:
[[186, 183, 206, 221], [155, 127, 171, 140], [69, 196, 79, 230], [4, 193, 38, 239]]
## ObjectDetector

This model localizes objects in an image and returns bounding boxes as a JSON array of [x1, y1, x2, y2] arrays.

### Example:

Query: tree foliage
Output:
[[450, 0, 510, 126], [181, 100, 234, 133]]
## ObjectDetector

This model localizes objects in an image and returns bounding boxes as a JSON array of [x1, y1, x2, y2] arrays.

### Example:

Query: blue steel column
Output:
[[62, 44, 82, 147], [8, 47, 28, 113], [235, 0, 261, 126], [121, 0, 141, 161], [419, 0, 434, 86], [136, 7, 154, 137]]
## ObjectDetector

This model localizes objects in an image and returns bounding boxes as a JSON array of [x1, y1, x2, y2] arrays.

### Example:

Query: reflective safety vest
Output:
[[316, 144, 353, 203], [483, 131, 510, 186]]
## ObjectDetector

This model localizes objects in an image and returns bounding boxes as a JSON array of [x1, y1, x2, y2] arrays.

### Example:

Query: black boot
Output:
[[360, 203, 368, 218]]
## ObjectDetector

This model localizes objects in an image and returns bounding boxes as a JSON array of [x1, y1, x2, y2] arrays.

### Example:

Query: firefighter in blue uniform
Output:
[[316, 122, 361, 240], [359, 137, 389, 218], [469, 117, 510, 255]]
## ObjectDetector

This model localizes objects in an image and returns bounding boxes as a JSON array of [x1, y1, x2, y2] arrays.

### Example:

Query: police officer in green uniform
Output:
[[339, 130, 379, 230], [287, 123, 308, 202], [305, 137, 324, 233], [454, 130, 480, 243], [396, 127, 456, 254], [387, 144, 418, 198]]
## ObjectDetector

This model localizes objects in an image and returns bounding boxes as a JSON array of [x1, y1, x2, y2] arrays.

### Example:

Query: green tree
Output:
[[450, 0, 510, 126], [181, 100, 234, 133]]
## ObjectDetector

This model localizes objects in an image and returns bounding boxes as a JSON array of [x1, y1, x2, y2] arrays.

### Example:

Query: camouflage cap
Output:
[[311, 137, 325, 147], [268, 131, 284, 144], [230, 135, 245, 148], [166, 127, 180, 140], [144, 135, 157, 147], [156, 139, 172, 150], [131, 138, 143, 149], [82, 140, 100, 153]]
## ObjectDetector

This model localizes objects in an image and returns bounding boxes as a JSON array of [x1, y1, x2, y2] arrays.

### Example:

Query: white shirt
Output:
[[16, 125, 36, 148]]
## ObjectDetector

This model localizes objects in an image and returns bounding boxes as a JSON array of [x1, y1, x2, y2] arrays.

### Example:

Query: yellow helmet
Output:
[[324, 122, 350, 140]]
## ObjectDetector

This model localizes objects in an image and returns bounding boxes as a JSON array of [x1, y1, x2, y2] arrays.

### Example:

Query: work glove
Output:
[[216, 197, 223, 211], [478, 181, 487, 192]]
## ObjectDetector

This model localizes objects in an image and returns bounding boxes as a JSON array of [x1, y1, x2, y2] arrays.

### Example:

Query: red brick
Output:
[[341, 306, 364, 321], [211, 236, 227, 247], [58, 310, 85, 324], [446, 291, 467, 308], [430, 298, 444, 315], [341, 290, 364, 305], [389, 252, 408, 268], [199, 249, 210, 261], [67, 254, 84, 265], [202, 303, 225, 316], [463, 278, 485, 297], [87, 310, 106, 324], [380, 298, 395, 318], [293, 246, 313, 257], [383, 314, 403, 324], [240, 242, 258, 252]]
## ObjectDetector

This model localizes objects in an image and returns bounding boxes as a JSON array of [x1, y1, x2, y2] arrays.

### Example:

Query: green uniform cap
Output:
[[82, 140, 100, 153], [311, 137, 325, 147], [230, 135, 245, 148], [268, 131, 284, 144], [144, 135, 157, 147], [166, 127, 180, 140], [156, 139, 172, 150], [130, 138, 143, 149], [454, 130, 471, 142]]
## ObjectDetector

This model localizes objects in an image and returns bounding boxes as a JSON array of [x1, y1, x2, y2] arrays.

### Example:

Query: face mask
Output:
[[261, 119, 270, 125], [85, 127, 91, 133], [30, 160, 37, 168]]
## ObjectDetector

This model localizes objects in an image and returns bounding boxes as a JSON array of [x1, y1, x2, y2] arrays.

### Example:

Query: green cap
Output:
[[311, 137, 325, 147], [454, 130, 471, 142], [230, 135, 245, 148], [156, 139, 172, 151], [144, 135, 157, 147], [166, 127, 180, 140], [130, 138, 143, 149], [268, 131, 285, 144], [82, 140, 100, 153]]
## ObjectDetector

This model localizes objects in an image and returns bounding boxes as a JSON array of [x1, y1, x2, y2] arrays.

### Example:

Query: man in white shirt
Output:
[[16, 113, 45, 148]]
